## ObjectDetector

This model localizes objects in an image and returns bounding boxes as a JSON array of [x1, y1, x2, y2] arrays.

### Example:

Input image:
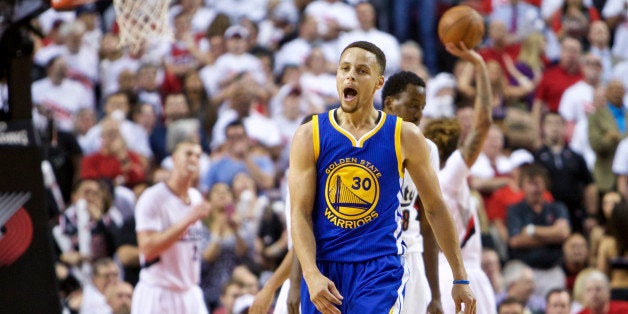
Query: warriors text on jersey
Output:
[[312, 109, 404, 262]]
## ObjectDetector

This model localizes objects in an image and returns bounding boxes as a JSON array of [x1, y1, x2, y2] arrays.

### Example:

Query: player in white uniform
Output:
[[422, 44, 497, 314], [381, 71, 443, 314], [132, 141, 212, 314]]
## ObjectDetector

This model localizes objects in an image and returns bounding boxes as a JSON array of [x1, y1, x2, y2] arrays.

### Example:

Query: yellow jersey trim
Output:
[[312, 115, 320, 161], [395, 117, 404, 178], [329, 109, 388, 148]]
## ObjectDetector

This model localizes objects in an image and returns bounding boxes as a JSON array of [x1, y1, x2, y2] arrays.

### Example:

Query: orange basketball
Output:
[[438, 5, 485, 49]]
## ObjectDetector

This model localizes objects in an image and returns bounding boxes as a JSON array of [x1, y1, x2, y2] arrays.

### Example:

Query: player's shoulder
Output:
[[293, 119, 314, 140], [138, 182, 167, 201], [290, 119, 317, 161], [399, 120, 424, 141]]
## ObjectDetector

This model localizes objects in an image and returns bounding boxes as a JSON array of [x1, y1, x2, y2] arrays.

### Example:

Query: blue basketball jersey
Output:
[[312, 109, 405, 262]]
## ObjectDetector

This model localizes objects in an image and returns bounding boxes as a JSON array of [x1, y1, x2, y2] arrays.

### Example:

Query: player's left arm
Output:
[[401, 123, 476, 313], [419, 206, 443, 314], [250, 248, 295, 314]]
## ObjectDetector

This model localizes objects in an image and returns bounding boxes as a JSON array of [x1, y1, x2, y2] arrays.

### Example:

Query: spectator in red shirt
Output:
[[533, 36, 583, 115], [81, 117, 146, 187], [479, 20, 522, 76]]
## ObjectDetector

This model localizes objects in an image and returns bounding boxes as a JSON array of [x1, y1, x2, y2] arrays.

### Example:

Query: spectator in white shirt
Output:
[[400, 40, 430, 82], [214, 0, 268, 23], [602, 0, 628, 61], [570, 85, 607, 171], [135, 63, 164, 117], [257, 1, 298, 51], [210, 81, 282, 154], [99, 33, 140, 97], [169, 0, 217, 35], [304, 0, 358, 42], [59, 20, 99, 92], [81, 92, 153, 160], [273, 14, 319, 75], [164, 12, 211, 77], [299, 47, 338, 109], [206, 25, 266, 96], [558, 53, 604, 141], [75, 4, 102, 52], [587, 21, 613, 84], [32, 55, 94, 132], [80, 258, 120, 314], [338, 2, 401, 76]]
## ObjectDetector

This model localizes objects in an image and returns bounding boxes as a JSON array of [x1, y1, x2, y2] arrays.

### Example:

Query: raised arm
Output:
[[401, 123, 475, 314], [289, 122, 342, 314], [445, 42, 492, 167]]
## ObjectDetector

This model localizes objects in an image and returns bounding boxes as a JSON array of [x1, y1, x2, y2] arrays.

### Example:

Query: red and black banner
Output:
[[0, 120, 61, 314]]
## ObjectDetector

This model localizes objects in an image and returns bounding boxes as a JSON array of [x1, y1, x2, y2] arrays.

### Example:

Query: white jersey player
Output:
[[399, 139, 440, 314], [436, 150, 497, 314], [381, 70, 443, 314], [422, 44, 496, 314], [132, 142, 211, 314]]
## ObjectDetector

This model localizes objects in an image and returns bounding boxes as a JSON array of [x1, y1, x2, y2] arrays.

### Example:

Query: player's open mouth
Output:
[[343, 87, 357, 101]]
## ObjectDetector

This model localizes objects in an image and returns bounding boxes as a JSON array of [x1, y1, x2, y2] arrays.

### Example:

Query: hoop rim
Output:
[[50, 0, 98, 11]]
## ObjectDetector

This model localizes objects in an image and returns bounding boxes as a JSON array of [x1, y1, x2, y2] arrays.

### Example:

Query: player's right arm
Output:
[[445, 42, 492, 167], [287, 252, 303, 314], [249, 248, 295, 314], [137, 201, 210, 262], [289, 122, 343, 314], [419, 207, 443, 314]]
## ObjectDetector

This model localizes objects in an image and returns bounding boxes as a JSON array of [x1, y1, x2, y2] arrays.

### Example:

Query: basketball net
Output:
[[113, 0, 173, 54]]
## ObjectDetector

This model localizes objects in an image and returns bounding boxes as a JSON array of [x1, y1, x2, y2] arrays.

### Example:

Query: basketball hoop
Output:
[[113, 0, 173, 54]]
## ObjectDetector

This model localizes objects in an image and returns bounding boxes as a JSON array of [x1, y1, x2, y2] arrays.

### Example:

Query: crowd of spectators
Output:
[[5, 0, 628, 313]]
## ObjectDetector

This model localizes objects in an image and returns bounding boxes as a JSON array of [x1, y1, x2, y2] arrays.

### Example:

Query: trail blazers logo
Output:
[[324, 158, 381, 229], [0, 192, 33, 267]]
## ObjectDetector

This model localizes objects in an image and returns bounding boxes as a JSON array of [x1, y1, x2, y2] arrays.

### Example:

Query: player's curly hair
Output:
[[422, 118, 461, 163], [381, 71, 426, 104]]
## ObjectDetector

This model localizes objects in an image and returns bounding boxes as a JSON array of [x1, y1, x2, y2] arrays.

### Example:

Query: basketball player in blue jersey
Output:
[[289, 41, 476, 314], [381, 71, 443, 314]]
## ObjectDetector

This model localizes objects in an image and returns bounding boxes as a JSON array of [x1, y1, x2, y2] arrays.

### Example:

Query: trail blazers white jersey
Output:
[[399, 139, 440, 253], [135, 182, 205, 290]]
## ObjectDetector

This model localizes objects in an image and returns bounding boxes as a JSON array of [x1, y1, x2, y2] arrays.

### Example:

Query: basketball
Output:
[[438, 5, 485, 49]]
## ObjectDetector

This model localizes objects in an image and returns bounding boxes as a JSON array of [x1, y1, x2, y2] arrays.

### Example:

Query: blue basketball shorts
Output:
[[301, 255, 408, 314]]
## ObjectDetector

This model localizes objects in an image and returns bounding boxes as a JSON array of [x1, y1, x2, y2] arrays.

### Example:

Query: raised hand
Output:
[[445, 42, 483, 65]]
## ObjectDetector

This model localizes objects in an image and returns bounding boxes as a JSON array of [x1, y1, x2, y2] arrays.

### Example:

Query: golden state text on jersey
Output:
[[312, 110, 405, 262]]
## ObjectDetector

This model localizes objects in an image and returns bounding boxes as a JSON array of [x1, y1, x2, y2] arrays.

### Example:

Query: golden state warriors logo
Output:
[[324, 158, 381, 229]]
